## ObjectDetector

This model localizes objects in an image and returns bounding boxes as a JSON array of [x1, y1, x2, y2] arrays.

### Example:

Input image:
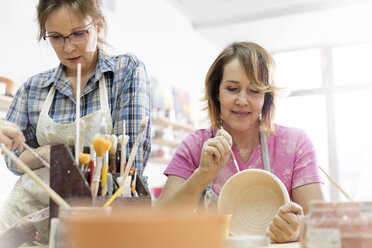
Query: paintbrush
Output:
[[23, 143, 50, 168], [104, 117, 148, 207], [216, 127, 239, 172], [120, 120, 126, 176], [131, 166, 137, 196], [101, 152, 109, 196], [89, 144, 96, 185], [319, 166, 352, 201], [107, 173, 113, 197], [79, 153, 91, 169], [78, 119, 86, 170], [75, 63, 81, 166], [91, 137, 111, 196], [1, 144, 70, 209], [108, 134, 118, 173]]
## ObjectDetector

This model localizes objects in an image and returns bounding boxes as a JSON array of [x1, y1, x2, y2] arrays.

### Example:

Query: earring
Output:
[[258, 113, 262, 121], [219, 116, 224, 128]]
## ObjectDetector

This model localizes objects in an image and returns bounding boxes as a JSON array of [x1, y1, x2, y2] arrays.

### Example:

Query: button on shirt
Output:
[[5, 50, 151, 177]]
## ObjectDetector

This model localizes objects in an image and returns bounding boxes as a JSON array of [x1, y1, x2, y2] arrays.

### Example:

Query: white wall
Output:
[[0, 0, 218, 202], [199, 2, 372, 52]]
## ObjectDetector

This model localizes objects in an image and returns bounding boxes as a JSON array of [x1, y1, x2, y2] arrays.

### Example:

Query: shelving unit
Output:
[[152, 137, 182, 148], [149, 118, 195, 165], [152, 117, 194, 133]]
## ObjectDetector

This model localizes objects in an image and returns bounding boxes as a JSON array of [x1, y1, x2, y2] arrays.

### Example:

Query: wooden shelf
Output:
[[152, 117, 194, 133], [153, 137, 181, 148], [0, 95, 12, 112]]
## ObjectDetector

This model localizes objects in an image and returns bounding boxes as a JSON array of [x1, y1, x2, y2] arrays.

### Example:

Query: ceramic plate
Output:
[[218, 169, 290, 236]]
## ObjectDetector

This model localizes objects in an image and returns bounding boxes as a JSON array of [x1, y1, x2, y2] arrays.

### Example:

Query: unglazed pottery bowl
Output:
[[218, 169, 290, 236], [30, 207, 50, 244]]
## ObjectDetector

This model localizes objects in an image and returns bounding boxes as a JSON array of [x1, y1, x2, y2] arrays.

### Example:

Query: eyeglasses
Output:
[[43, 23, 93, 48]]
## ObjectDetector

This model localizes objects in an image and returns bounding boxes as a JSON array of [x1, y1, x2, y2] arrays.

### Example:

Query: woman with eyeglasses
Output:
[[1, 0, 151, 244]]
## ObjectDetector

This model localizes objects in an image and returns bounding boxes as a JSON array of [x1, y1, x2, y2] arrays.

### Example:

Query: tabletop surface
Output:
[[26, 243, 300, 248], [270, 242, 299, 248]]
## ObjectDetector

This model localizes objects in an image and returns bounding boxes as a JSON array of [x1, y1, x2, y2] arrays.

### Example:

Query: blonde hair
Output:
[[37, 0, 107, 50], [203, 41, 279, 134]]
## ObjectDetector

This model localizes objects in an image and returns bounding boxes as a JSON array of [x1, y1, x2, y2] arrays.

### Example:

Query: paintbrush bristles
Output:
[[79, 153, 91, 165], [92, 138, 112, 157], [109, 135, 117, 153]]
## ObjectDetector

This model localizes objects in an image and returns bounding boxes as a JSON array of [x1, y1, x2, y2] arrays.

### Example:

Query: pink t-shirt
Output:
[[164, 125, 322, 198]]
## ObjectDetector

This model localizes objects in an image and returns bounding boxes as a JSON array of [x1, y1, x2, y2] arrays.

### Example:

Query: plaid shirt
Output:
[[5, 51, 151, 177]]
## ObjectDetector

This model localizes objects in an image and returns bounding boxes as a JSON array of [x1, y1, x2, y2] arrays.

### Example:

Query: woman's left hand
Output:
[[266, 202, 304, 243], [0, 213, 39, 246]]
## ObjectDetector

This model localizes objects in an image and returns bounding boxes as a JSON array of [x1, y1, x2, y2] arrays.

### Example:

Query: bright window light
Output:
[[276, 95, 330, 200], [274, 49, 323, 91], [334, 90, 372, 201], [332, 43, 372, 85]]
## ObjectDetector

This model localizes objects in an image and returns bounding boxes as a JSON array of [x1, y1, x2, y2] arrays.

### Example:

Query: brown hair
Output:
[[37, 0, 107, 49], [203, 41, 279, 134]]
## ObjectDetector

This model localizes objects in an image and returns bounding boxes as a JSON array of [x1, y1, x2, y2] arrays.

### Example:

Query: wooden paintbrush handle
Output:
[[1, 144, 70, 209]]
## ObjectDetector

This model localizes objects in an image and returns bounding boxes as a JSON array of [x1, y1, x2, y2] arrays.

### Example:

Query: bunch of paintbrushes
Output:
[[91, 116, 112, 197], [104, 117, 149, 207]]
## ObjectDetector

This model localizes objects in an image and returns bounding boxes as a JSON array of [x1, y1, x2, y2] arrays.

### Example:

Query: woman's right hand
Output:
[[198, 129, 233, 181], [0, 120, 25, 152], [18, 145, 51, 172]]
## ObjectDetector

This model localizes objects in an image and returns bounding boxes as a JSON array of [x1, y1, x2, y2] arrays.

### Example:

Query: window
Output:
[[274, 49, 323, 91], [273, 43, 372, 201], [332, 43, 372, 85]]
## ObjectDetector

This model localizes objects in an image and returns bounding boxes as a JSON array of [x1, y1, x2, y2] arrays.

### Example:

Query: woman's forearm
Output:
[[18, 145, 50, 172], [155, 169, 212, 210]]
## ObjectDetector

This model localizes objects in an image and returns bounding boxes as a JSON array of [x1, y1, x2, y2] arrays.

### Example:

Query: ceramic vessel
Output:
[[30, 207, 50, 244], [218, 169, 290, 236]]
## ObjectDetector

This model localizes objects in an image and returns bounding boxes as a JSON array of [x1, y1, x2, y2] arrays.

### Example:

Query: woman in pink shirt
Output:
[[156, 42, 324, 242]]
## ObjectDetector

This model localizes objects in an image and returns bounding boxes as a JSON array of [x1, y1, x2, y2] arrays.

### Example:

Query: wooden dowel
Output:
[[120, 120, 126, 177], [75, 63, 81, 166], [319, 166, 352, 201], [1, 144, 70, 209]]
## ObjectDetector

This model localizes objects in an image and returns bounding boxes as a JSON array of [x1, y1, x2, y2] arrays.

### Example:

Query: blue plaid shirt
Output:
[[5, 50, 151, 177]]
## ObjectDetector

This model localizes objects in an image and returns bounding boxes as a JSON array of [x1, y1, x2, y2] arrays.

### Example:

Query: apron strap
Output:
[[39, 86, 56, 117], [260, 131, 271, 172], [98, 75, 110, 112]]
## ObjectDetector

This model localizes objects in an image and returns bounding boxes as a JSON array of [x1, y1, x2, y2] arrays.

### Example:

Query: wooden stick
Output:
[[104, 117, 148, 207], [319, 166, 352, 201], [75, 63, 81, 166], [120, 120, 126, 177], [1, 144, 70, 209]]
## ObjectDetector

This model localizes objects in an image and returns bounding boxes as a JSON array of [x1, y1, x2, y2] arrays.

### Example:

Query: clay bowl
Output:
[[218, 169, 290, 236], [30, 207, 50, 244]]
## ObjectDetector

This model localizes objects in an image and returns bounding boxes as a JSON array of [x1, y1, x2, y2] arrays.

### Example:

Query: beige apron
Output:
[[0, 76, 112, 233]]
